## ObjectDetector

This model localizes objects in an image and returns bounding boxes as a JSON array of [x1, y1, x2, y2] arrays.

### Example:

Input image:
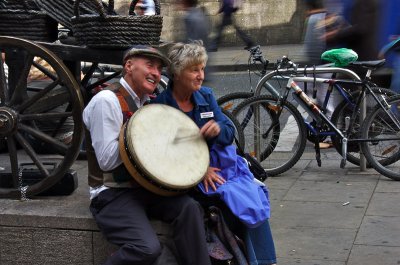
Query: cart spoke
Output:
[[81, 62, 98, 88], [17, 78, 61, 112], [14, 132, 50, 177], [9, 53, 34, 104], [18, 123, 68, 155], [32, 59, 58, 81], [49, 103, 73, 138], [6, 135, 19, 187], [20, 111, 72, 121]]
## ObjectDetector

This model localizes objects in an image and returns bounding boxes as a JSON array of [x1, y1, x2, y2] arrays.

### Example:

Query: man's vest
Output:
[[85, 82, 139, 188]]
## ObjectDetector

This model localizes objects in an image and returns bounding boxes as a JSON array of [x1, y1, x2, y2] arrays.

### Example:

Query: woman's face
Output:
[[175, 63, 205, 93]]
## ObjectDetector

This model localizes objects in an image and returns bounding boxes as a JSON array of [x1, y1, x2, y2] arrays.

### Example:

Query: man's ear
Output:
[[124, 59, 135, 73]]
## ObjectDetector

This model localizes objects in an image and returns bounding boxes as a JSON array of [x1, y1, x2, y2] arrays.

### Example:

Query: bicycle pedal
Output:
[[381, 145, 398, 156]]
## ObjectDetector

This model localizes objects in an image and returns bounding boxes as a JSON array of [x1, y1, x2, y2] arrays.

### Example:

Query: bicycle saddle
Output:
[[349, 59, 386, 69], [321, 48, 358, 67]]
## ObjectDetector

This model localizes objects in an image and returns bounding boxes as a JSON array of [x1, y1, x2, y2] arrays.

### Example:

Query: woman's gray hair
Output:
[[167, 40, 208, 77]]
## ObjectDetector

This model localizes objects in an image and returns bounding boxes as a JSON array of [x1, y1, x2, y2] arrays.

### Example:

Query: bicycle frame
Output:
[[254, 66, 362, 98], [273, 71, 400, 167]]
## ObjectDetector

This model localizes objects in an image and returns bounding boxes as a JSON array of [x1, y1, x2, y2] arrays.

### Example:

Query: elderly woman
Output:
[[153, 41, 277, 265]]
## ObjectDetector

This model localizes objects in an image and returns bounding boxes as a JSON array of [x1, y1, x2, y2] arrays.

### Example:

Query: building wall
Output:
[[114, 0, 306, 46]]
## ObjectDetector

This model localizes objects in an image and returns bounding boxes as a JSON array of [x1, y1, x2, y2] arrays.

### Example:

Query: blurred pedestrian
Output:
[[323, 0, 381, 61], [324, 0, 344, 17], [303, 0, 327, 65], [134, 0, 156, 15], [302, 0, 340, 148], [380, 35, 400, 94], [175, 0, 214, 82], [209, 0, 254, 52], [377, 0, 400, 93], [179, 0, 211, 50]]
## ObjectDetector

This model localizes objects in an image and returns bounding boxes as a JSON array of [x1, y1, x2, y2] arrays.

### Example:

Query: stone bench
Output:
[[0, 161, 179, 265]]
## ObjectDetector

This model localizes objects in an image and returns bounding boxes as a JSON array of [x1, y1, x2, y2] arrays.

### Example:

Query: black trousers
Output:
[[90, 188, 212, 265]]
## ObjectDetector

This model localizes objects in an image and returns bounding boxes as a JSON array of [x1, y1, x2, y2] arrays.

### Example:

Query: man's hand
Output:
[[203, 166, 225, 192]]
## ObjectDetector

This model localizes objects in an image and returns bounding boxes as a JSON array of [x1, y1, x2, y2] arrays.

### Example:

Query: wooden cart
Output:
[[0, 36, 131, 198]]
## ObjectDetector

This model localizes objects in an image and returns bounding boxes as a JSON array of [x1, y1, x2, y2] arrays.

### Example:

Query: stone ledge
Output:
[[0, 198, 177, 265]]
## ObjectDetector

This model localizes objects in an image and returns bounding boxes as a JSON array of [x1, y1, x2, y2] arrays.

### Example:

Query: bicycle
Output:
[[217, 45, 364, 110], [232, 56, 400, 180], [219, 46, 396, 170]]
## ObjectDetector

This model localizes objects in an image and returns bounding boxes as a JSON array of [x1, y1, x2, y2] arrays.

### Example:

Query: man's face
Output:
[[124, 56, 163, 98]]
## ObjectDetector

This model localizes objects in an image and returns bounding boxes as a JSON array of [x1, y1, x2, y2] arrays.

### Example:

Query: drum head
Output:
[[123, 104, 209, 191]]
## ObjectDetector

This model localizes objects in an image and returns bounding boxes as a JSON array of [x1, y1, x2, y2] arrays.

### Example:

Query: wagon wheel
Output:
[[0, 36, 84, 199]]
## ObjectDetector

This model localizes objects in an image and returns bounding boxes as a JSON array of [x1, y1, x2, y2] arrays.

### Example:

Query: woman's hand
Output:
[[203, 166, 225, 192], [200, 120, 221, 139]]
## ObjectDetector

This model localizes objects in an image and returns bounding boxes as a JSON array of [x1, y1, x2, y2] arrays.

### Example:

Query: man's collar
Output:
[[120, 77, 150, 104]]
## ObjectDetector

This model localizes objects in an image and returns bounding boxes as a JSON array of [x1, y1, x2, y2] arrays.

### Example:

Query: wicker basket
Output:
[[72, 0, 163, 49], [33, 0, 112, 30], [0, 0, 57, 42], [0, 0, 39, 10]]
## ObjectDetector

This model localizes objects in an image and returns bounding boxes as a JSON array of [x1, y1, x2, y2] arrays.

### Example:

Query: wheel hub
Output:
[[0, 107, 18, 137]]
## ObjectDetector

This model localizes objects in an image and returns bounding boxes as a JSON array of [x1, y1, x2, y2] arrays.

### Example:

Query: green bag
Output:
[[321, 48, 358, 67]]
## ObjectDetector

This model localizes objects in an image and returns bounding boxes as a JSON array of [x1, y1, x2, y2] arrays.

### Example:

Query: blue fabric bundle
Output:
[[198, 144, 270, 228]]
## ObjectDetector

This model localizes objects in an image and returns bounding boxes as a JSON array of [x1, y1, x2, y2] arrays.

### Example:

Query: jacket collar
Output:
[[165, 82, 209, 110]]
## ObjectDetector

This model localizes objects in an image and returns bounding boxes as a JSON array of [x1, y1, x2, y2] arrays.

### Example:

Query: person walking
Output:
[[323, 0, 381, 61], [209, 0, 254, 51], [180, 0, 210, 50]]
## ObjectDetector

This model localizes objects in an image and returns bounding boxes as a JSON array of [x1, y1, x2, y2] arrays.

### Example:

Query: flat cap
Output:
[[123, 45, 170, 67]]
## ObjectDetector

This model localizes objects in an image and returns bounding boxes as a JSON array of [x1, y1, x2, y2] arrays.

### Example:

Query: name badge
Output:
[[200, 111, 214, 119]]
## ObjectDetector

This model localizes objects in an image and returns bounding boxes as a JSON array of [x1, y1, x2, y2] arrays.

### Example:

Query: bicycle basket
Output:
[[321, 48, 358, 67], [71, 0, 163, 49]]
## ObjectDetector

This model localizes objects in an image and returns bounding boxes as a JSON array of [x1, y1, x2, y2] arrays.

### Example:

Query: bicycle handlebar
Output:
[[247, 45, 269, 69], [276, 56, 298, 72]]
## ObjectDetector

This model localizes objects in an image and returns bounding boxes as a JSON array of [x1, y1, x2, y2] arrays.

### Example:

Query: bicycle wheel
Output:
[[361, 94, 400, 180], [331, 87, 396, 166], [232, 95, 307, 176], [222, 109, 245, 148], [217, 92, 253, 112]]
